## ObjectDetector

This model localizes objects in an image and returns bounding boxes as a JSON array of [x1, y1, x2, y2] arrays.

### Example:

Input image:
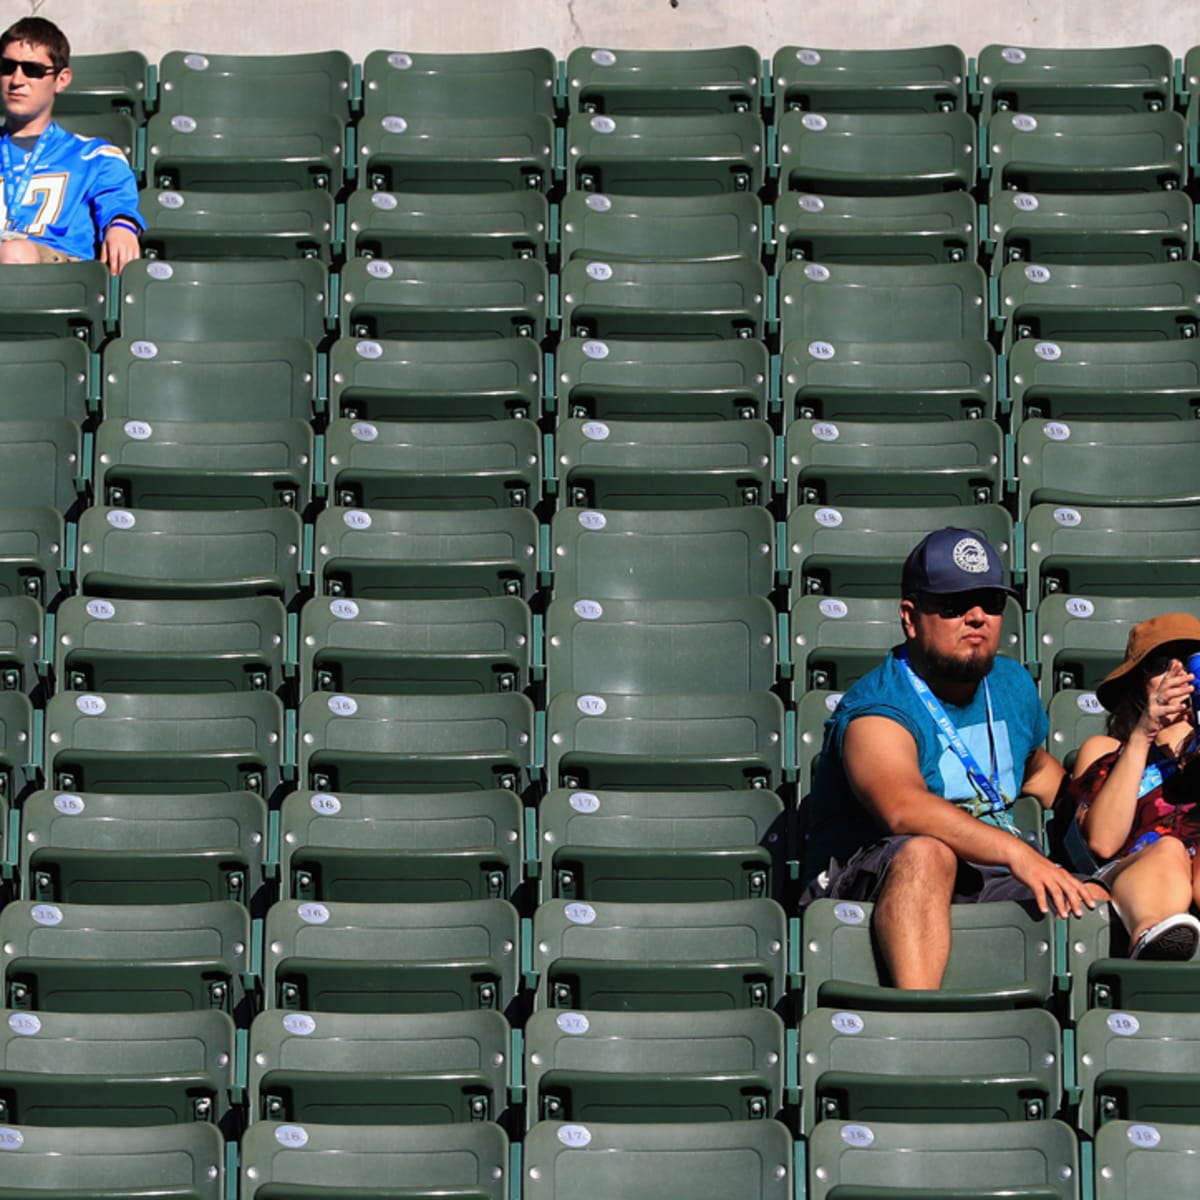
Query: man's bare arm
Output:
[[1022, 746, 1065, 810], [841, 715, 1096, 916]]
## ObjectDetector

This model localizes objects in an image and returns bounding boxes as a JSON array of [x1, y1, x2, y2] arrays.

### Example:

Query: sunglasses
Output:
[[1142, 644, 1200, 678], [0, 57, 58, 80], [918, 590, 1007, 619]]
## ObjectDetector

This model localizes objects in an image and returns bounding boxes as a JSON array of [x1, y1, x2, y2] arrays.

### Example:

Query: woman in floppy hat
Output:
[[1065, 613, 1200, 960]]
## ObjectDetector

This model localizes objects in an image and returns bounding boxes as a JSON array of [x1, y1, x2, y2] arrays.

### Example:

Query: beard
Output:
[[924, 644, 997, 685]]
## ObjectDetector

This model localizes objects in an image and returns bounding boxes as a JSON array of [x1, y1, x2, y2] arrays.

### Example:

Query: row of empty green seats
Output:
[[10, 1117, 1200, 1200]]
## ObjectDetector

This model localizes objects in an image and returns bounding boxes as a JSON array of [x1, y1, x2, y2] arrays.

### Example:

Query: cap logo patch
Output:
[[952, 537, 989, 574]]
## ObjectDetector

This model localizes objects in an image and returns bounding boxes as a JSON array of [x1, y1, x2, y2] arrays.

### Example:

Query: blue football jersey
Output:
[[0, 122, 143, 260]]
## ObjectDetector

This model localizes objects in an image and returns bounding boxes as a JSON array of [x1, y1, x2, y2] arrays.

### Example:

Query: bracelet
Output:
[[107, 217, 140, 236]]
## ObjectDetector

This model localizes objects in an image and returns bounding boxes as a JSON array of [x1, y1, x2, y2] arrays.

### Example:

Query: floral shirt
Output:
[[1067, 746, 1200, 861]]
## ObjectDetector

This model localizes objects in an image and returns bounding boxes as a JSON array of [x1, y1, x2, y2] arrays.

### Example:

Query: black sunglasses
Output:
[[1142, 643, 1200, 677], [0, 57, 58, 80], [918, 590, 1007, 619]]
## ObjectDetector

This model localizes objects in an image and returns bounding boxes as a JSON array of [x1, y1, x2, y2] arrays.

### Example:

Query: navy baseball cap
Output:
[[901, 527, 1018, 597]]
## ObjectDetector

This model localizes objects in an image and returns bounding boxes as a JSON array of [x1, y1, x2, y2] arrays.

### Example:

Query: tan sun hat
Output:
[[1095, 612, 1200, 712]]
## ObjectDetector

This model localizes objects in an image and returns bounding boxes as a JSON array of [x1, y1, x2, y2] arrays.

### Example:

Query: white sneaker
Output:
[[1130, 913, 1200, 961]]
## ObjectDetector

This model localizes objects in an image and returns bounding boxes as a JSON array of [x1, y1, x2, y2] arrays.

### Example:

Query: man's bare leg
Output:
[[0, 237, 43, 264], [872, 835, 957, 989]]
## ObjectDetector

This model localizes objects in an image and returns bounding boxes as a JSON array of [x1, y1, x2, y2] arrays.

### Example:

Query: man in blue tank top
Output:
[[0, 17, 142, 272], [806, 527, 1104, 989]]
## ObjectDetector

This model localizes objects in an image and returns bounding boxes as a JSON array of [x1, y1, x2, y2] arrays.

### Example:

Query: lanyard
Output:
[[1138, 730, 1197, 799], [899, 649, 1018, 833], [0, 125, 52, 233]]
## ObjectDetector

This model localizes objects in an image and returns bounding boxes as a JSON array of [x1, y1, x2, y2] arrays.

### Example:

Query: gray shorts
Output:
[[822, 834, 1038, 906]]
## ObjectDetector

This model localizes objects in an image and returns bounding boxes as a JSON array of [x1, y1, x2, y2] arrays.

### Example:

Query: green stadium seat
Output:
[[986, 190, 1191, 272], [555, 417, 773, 508], [560, 191, 763, 262], [531, 898, 788, 1012], [1046, 689, 1108, 768], [0, 596, 43, 695], [346, 189, 549, 261], [101, 337, 318, 423], [138, 189, 336, 260], [565, 112, 765, 195], [549, 506, 775, 600], [777, 110, 977, 195], [0, 898, 251, 1014], [790, 593, 1022, 694], [786, 416, 1004, 507], [118, 259, 330, 343], [0, 261, 107, 347], [280, 788, 523, 903], [246, 1012, 508, 1123], [0, 1123, 224, 1200], [799, 1005, 1061, 1130], [1067, 902, 1200, 1020], [800, 897, 1054, 1012], [146, 112, 346, 192], [94, 417, 313, 511], [537, 786, 785, 903], [786, 503, 1015, 597], [75, 507, 304, 602], [567, 45, 761, 114], [773, 44, 967, 113], [994, 261, 1200, 349], [1024, 503, 1200, 600], [795, 689, 842, 801], [360, 49, 556, 193], [339, 257, 547, 341], [0, 692, 34, 802], [0, 508, 65, 605], [775, 190, 977, 265], [0, 339, 89, 423], [20, 789, 267, 909], [1016, 418, 1200, 512], [0, 419, 84, 517], [555, 336, 769, 421], [781, 337, 996, 422], [324, 417, 539, 509], [314, 507, 538, 601], [525, 1119, 792, 1200], [55, 50, 150, 119], [807, 1118, 1079, 1199], [1075, 1007, 1200, 1133], [241, 1120, 508, 1200], [1093, 1119, 1200, 1197], [158, 50, 353, 117], [299, 595, 531, 696], [329, 336, 541, 422], [1007, 338, 1200, 426], [362, 47, 556, 117], [778, 260, 988, 346], [986, 111, 1186, 192], [977, 43, 1173, 113], [0, 1006, 236, 1129], [544, 596, 777, 695], [546, 690, 784, 791], [248, 1007, 511, 1124], [525, 1007, 785, 1124], [53, 594, 286, 694], [264, 898, 520, 1013], [560, 258, 765, 340], [44, 690, 285, 797], [297, 692, 534, 794], [357, 111, 555, 193], [1033, 594, 1200, 701]]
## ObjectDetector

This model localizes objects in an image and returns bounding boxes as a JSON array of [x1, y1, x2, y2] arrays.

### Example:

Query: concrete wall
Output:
[[3, 0, 1195, 64]]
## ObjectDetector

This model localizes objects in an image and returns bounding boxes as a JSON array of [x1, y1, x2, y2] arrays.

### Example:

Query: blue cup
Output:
[[1189, 650, 1200, 724]]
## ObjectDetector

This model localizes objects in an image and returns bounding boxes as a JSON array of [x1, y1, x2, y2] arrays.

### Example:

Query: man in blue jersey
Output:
[[0, 18, 141, 272], [805, 527, 1103, 989]]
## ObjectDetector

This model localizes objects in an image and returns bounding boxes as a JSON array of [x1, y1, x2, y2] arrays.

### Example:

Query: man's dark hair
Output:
[[0, 18, 70, 73]]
